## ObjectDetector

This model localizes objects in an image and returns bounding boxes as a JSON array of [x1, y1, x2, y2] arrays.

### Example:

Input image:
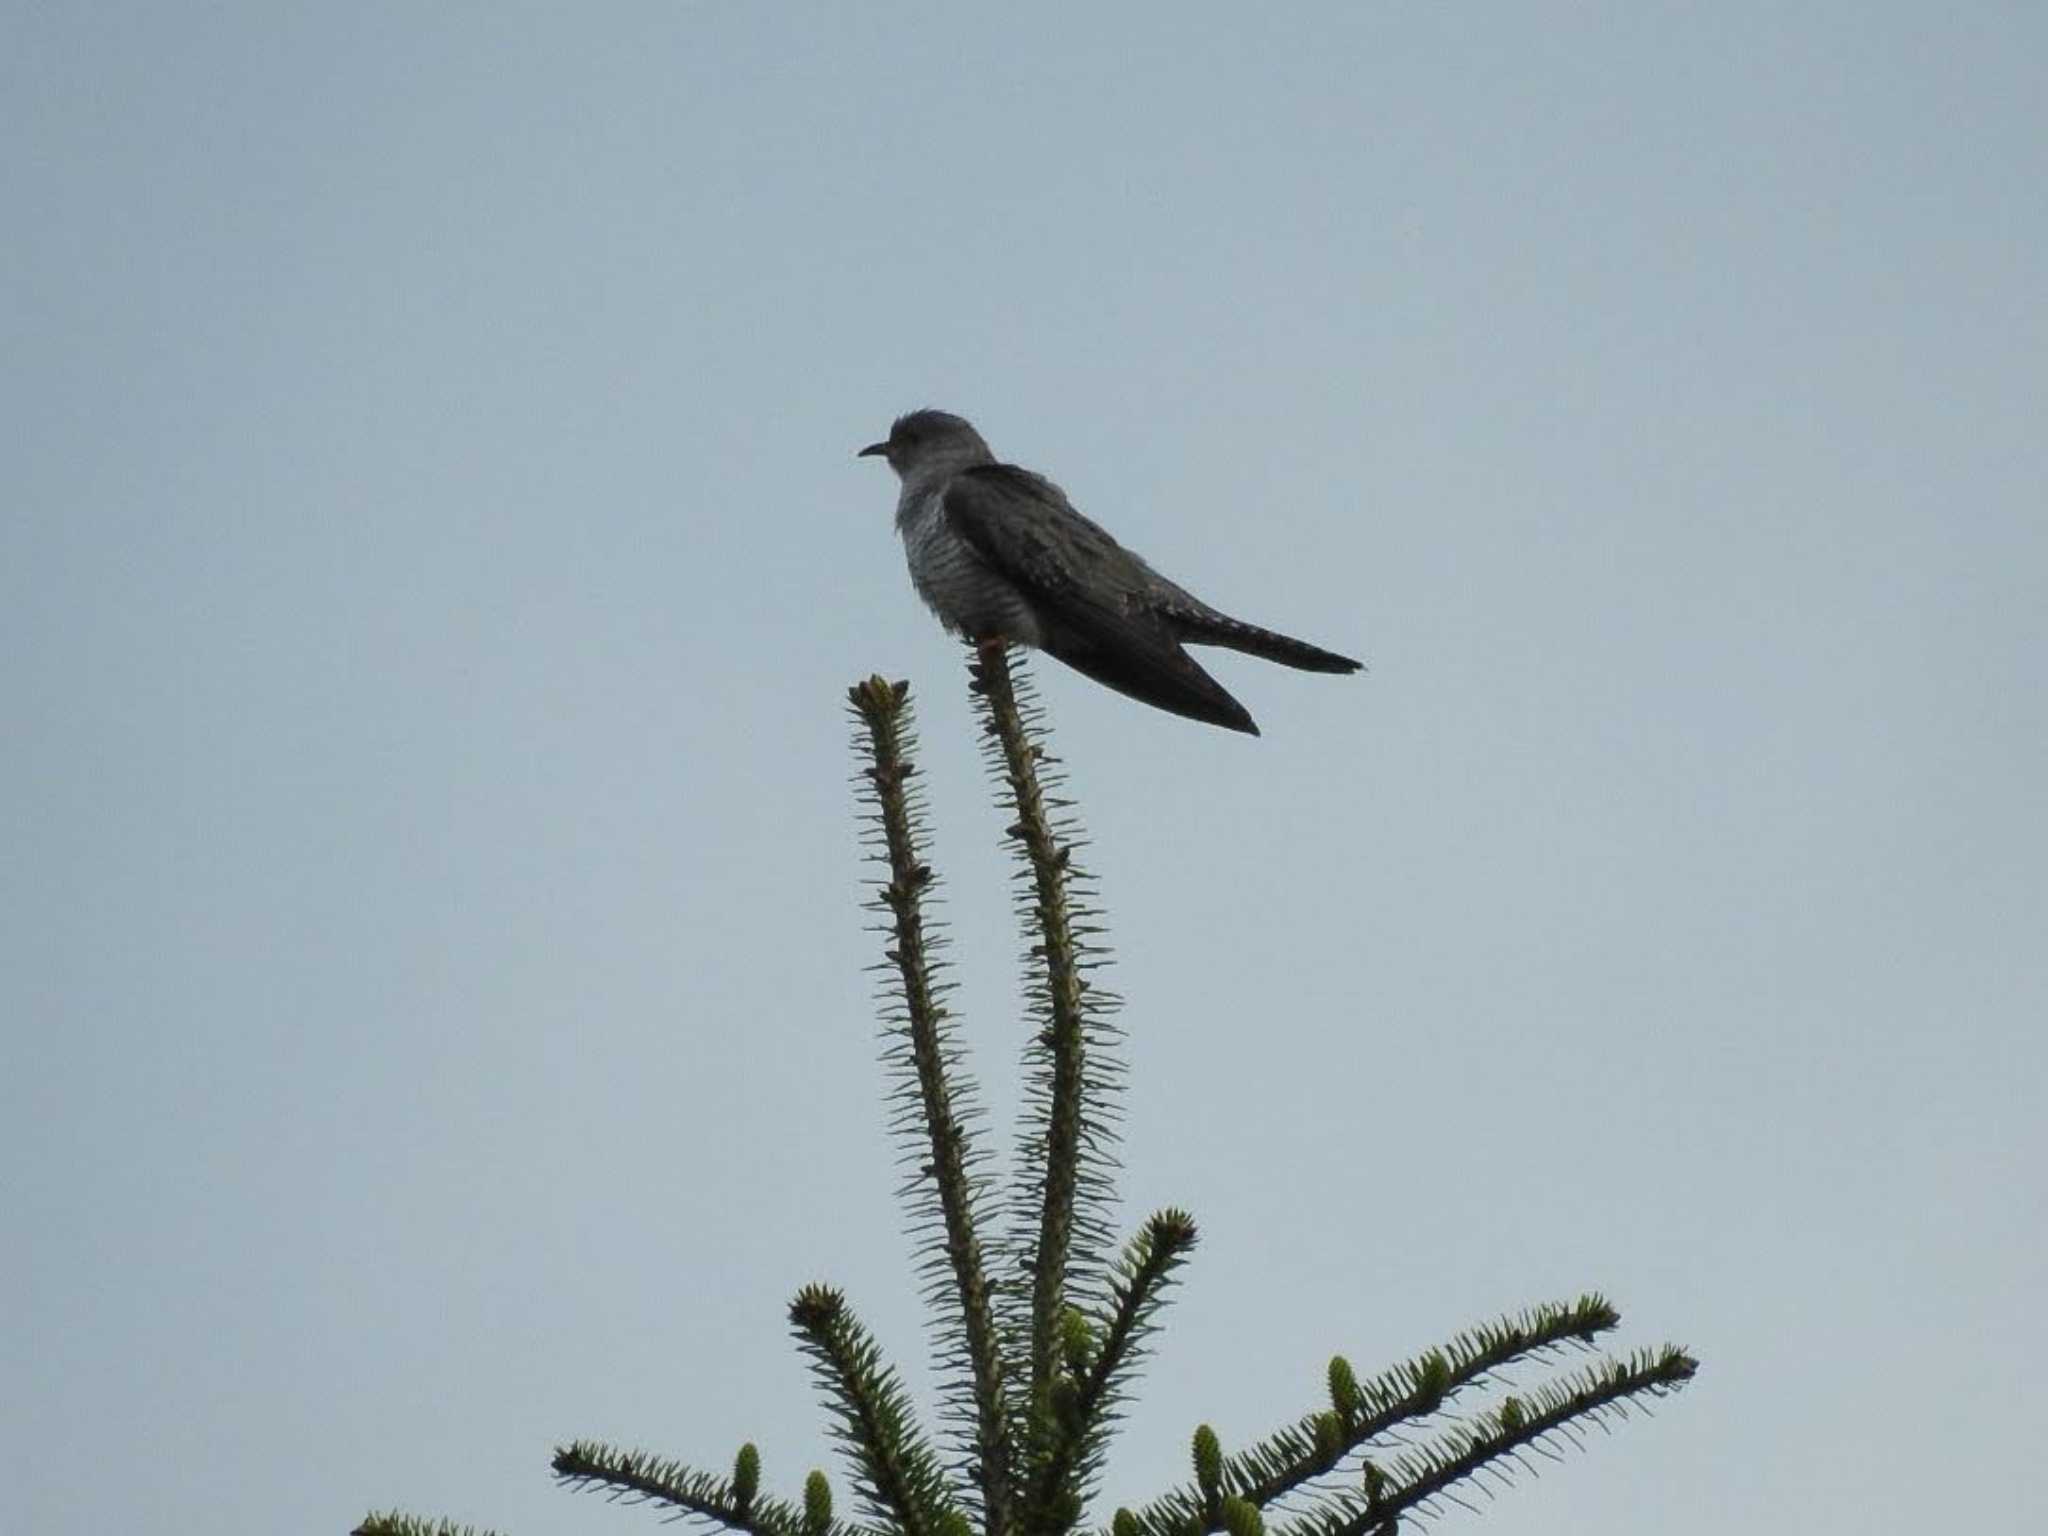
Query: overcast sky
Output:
[[6, 6, 2043, 1535]]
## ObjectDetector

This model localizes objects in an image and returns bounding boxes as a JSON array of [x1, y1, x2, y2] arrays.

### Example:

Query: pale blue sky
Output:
[[5, 6, 2043, 1534]]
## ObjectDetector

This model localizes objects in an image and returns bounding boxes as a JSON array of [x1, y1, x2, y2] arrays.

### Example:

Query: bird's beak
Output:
[[857, 441, 890, 459]]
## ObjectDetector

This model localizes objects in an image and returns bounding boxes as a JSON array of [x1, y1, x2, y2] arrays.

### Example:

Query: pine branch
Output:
[[353, 668, 1699, 1536], [850, 677, 1014, 1534], [354, 1517, 505, 1536], [968, 645, 1123, 1425], [789, 1284, 965, 1536], [1278, 1346, 1699, 1536], [1116, 1296, 1626, 1536], [552, 1442, 846, 1536], [1028, 1209, 1200, 1523]]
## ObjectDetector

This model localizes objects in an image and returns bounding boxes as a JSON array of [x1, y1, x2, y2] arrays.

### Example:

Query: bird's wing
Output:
[[948, 468, 1362, 677], [942, 465, 1259, 733], [942, 464, 1155, 611]]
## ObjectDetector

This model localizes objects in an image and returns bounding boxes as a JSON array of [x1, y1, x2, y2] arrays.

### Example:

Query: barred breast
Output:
[[897, 487, 1045, 646]]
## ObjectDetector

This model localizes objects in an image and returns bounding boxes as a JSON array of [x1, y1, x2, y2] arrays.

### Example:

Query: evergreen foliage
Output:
[[356, 647, 1694, 1536]]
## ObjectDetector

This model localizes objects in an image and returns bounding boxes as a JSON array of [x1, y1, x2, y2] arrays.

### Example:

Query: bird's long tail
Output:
[[1176, 610, 1363, 673]]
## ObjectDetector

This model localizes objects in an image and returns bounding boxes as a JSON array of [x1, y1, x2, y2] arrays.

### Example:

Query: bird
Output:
[[859, 409, 1362, 735]]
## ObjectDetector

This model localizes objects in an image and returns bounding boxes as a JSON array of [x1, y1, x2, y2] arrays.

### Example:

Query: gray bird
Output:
[[859, 409, 1361, 735]]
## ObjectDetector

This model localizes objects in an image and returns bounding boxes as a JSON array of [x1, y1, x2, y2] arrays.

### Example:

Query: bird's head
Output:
[[858, 409, 995, 481]]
